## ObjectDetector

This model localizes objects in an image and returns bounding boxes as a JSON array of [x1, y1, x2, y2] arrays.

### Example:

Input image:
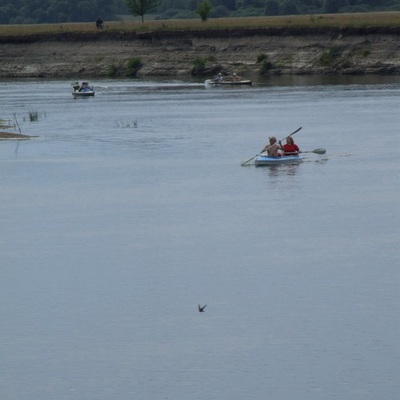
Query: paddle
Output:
[[283, 148, 326, 155], [241, 127, 302, 166], [302, 148, 326, 154]]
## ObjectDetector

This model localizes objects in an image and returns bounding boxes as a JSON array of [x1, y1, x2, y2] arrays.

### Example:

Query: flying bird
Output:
[[198, 304, 207, 312]]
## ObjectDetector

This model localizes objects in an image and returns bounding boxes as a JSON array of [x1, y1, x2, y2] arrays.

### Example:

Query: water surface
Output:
[[0, 76, 399, 400]]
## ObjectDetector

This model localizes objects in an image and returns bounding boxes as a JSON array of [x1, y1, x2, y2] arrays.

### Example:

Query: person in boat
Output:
[[78, 82, 89, 92], [261, 136, 282, 157], [96, 16, 103, 29], [232, 72, 241, 81], [279, 137, 301, 156]]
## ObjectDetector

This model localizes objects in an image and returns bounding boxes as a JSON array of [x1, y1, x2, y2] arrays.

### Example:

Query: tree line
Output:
[[157, 0, 400, 19], [0, 0, 399, 24]]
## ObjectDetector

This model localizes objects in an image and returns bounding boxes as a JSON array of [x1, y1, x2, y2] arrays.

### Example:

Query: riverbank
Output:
[[1, 26, 400, 78]]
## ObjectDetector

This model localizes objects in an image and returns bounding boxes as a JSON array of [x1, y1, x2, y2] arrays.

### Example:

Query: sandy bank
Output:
[[0, 132, 38, 140]]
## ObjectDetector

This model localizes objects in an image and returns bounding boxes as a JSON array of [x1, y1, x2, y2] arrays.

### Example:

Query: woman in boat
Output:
[[279, 137, 300, 156], [261, 136, 282, 157]]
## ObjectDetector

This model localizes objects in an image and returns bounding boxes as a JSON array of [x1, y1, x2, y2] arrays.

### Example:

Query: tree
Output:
[[196, 0, 212, 21], [281, 0, 299, 15], [216, 0, 237, 11], [323, 0, 348, 13], [211, 5, 230, 17], [264, 0, 280, 15], [125, 0, 160, 22]]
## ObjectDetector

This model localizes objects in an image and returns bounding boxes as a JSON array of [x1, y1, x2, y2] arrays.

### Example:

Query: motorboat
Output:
[[205, 73, 252, 86], [71, 82, 95, 97]]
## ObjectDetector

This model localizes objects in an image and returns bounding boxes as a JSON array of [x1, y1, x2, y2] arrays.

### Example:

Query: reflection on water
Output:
[[256, 73, 400, 88], [258, 162, 302, 177]]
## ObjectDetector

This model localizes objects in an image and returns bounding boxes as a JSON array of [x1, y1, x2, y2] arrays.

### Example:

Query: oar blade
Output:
[[312, 148, 326, 154]]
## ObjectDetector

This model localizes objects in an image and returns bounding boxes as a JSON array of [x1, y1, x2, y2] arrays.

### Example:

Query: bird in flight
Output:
[[198, 304, 207, 312]]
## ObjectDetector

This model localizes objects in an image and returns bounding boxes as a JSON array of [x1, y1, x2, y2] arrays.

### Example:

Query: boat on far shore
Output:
[[205, 73, 252, 86], [71, 82, 95, 97]]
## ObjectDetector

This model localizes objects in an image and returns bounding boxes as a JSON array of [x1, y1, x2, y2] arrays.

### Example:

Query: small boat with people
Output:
[[255, 154, 304, 166], [205, 72, 252, 86], [71, 82, 95, 97], [241, 127, 327, 167]]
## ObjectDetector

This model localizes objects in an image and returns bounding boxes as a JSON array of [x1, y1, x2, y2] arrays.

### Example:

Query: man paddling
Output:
[[261, 136, 282, 157]]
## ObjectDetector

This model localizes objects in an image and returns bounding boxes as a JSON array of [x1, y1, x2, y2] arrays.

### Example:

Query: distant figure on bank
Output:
[[96, 16, 103, 29], [261, 136, 282, 157], [280, 136, 301, 156]]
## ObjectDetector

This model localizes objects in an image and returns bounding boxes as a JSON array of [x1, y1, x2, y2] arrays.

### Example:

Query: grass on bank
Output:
[[0, 12, 399, 36]]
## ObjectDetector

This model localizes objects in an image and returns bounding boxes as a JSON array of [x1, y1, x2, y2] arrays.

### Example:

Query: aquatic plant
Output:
[[114, 119, 138, 128], [28, 111, 39, 121]]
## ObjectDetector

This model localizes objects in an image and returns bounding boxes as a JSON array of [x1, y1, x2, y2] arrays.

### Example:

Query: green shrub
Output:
[[319, 45, 344, 66], [257, 54, 273, 74], [125, 58, 142, 77], [260, 58, 273, 74], [256, 53, 268, 63], [108, 64, 118, 77], [192, 56, 206, 75]]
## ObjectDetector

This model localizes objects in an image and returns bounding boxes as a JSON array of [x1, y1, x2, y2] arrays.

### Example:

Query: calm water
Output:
[[1, 76, 399, 400]]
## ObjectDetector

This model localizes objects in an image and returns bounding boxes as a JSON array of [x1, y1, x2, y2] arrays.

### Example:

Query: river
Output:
[[0, 75, 399, 400]]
